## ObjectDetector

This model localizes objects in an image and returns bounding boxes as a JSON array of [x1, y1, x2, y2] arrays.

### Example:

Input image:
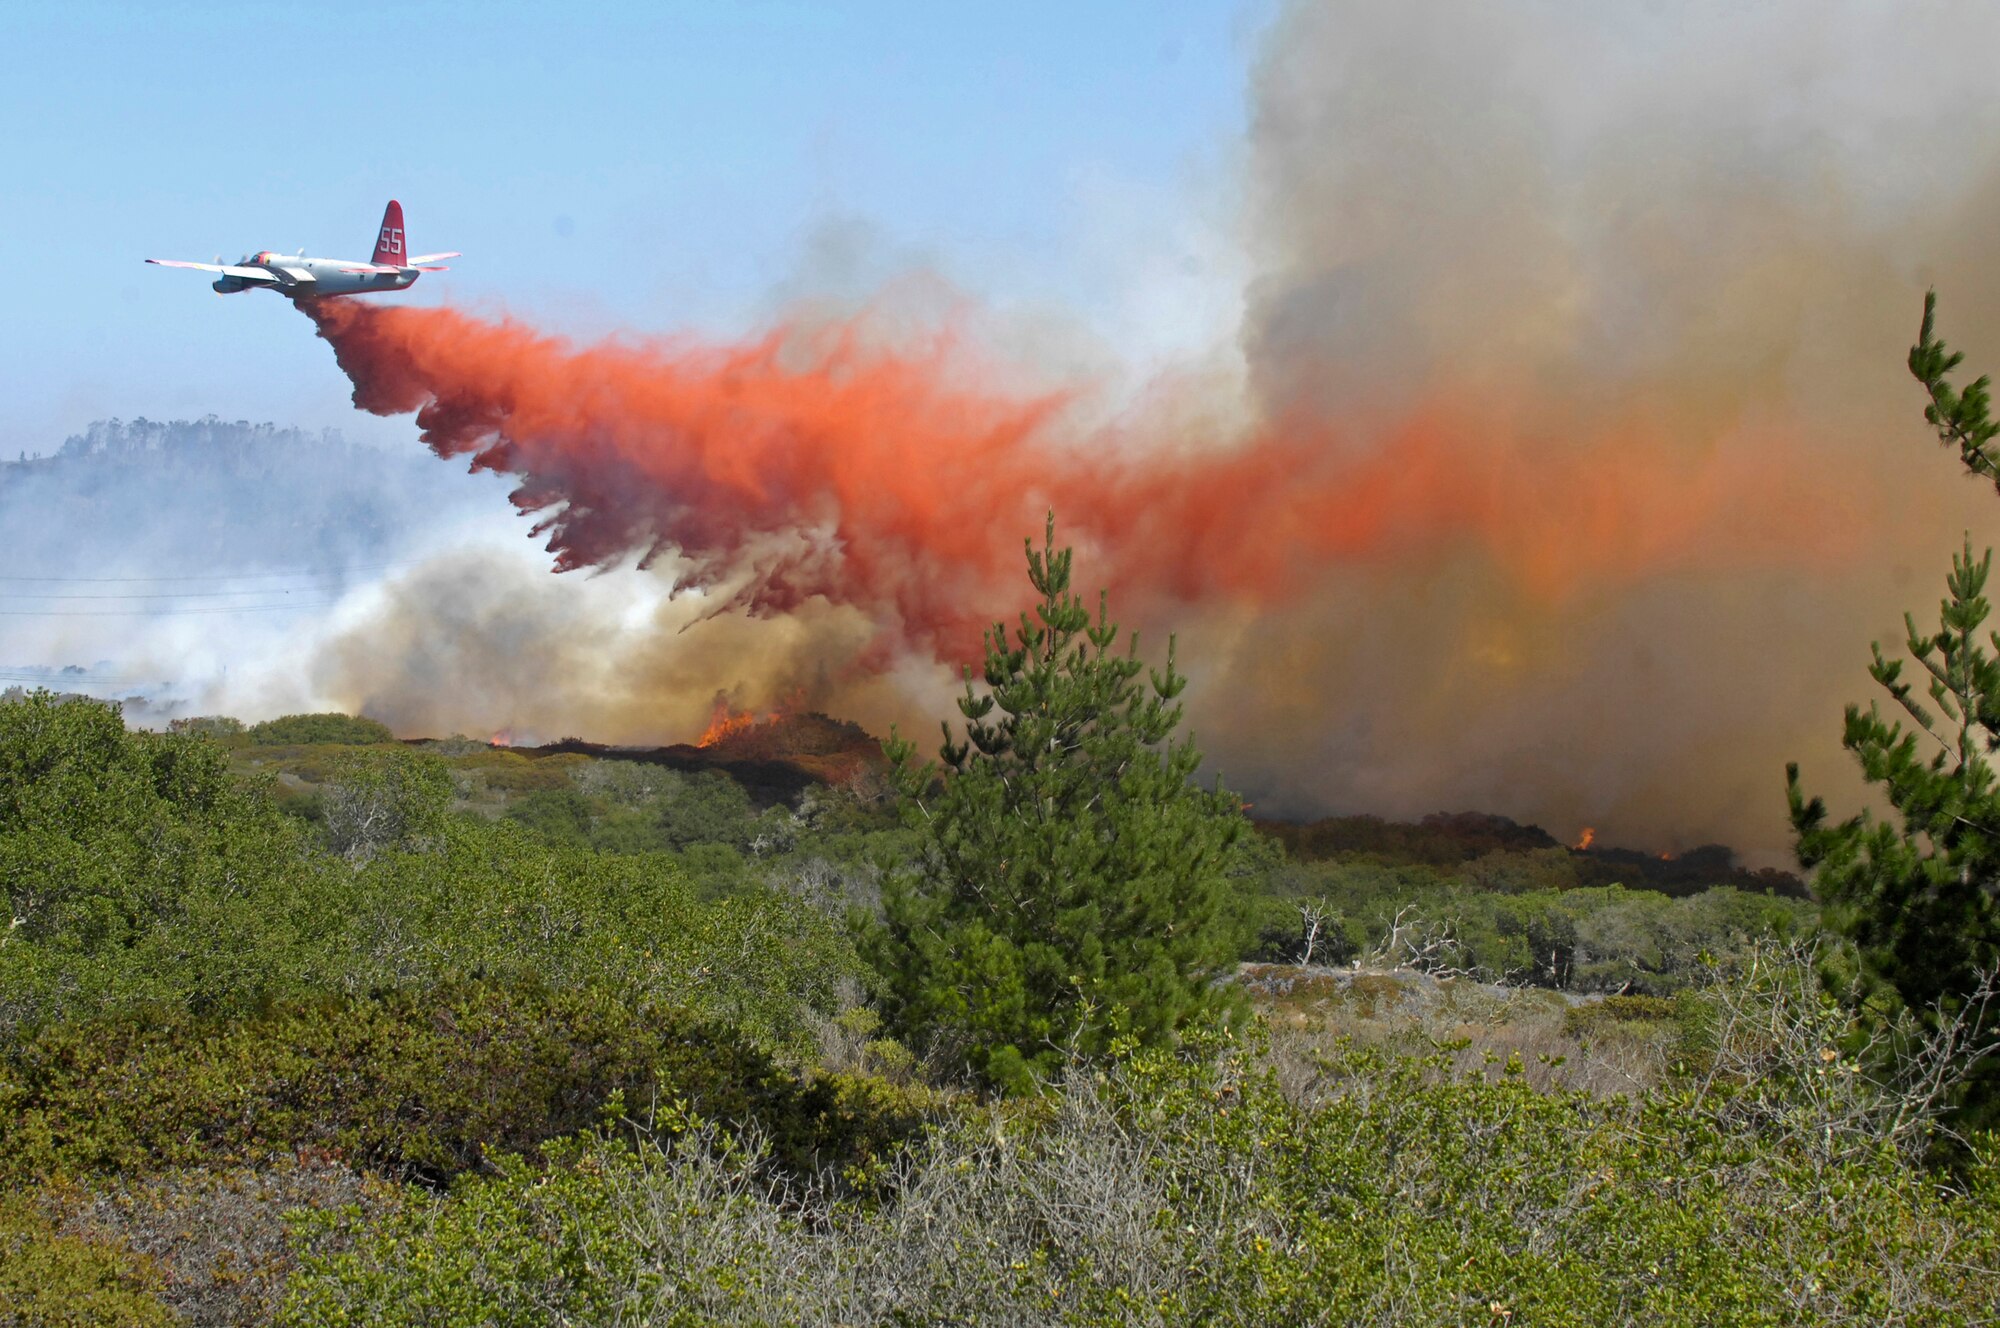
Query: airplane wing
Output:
[[408, 251, 459, 264], [145, 259, 284, 283]]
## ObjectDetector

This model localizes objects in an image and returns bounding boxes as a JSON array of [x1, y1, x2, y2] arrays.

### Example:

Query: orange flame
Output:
[[1572, 827, 1596, 852], [694, 690, 797, 748], [695, 700, 759, 748], [489, 729, 513, 748]]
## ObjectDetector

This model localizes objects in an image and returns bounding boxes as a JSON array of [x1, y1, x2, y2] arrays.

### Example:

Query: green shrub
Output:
[[318, 746, 452, 861], [321, 824, 857, 1049], [1, 813, 857, 1052], [0, 1191, 172, 1327], [1562, 992, 1681, 1038], [165, 714, 245, 743], [652, 769, 760, 850], [0, 693, 303, 961], [0, 982, 929, 1186], [503, 786, 595, 847], [669, 841, 755, 898], [451, 750, 589, 794], [278, 1026, 2000, 1327], [243, 713, 395, 746]]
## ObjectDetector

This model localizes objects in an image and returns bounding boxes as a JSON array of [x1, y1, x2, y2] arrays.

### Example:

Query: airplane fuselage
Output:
[[150, 201, 454, 300], [212, 252, 422, 298]]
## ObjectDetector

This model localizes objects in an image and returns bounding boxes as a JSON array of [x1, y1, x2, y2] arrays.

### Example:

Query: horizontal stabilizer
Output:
[[414, 264, 450, 272], [408, 251, 459, 264], [336, 264, 403, 274]]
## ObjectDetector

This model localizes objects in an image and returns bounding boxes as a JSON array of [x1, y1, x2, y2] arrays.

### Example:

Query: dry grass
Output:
[[1239, 963, 1676, 1101], [46, 1156, 401, 1328]]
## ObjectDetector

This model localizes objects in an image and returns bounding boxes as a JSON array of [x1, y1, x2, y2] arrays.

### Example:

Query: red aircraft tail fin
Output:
[[371, 200, 407, 267]]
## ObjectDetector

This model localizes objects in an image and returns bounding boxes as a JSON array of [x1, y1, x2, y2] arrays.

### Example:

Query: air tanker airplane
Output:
[[146, 201, 457, 298]]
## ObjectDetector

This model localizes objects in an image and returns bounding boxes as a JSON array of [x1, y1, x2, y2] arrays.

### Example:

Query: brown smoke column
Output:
[[304, 0, 2000, 860]]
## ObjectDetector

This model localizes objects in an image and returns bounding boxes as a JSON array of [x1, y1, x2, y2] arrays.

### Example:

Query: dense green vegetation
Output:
[[3, 680, 1984, 1320], [242, 712, 396, 747], [0, 695, 852, 1053], [3, 691, 1993, 1322], [0, 694, 900, 1323], [5, 673, 1992, 1322], [2, 981, 930, 1188], [279, 1022, 2000, 1326], [9, 311, 2000, 1320], [1248, 855, 1815, 994]]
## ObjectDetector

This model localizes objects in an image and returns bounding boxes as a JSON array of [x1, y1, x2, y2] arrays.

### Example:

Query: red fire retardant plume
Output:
[[305, 299, 1857, 663]]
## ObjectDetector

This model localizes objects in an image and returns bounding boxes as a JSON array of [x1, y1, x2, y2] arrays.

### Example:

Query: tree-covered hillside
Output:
[[0, 417, 496, 582]]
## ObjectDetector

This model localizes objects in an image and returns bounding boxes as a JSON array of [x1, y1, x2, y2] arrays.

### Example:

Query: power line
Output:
[[0, 665, 166, 684], [1, 592, 328, 600], [0, 601, 340, 617], [0, 561, 414, 584]]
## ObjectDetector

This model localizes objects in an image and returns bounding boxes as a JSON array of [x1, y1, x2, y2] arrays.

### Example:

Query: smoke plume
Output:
[[303, 0, 2000, 859]]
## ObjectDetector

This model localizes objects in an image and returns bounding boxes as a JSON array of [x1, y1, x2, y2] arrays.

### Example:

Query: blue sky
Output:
[[0, 0, 1272, 450]]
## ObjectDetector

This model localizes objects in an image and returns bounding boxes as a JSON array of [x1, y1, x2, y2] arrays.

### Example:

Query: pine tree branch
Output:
[[1912, 290, 2000, 490]]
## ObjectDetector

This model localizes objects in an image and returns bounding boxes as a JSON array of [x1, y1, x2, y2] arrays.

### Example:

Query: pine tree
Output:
[[873, 514, 1248, 1093], [1788, 293, 2000, 1119]]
